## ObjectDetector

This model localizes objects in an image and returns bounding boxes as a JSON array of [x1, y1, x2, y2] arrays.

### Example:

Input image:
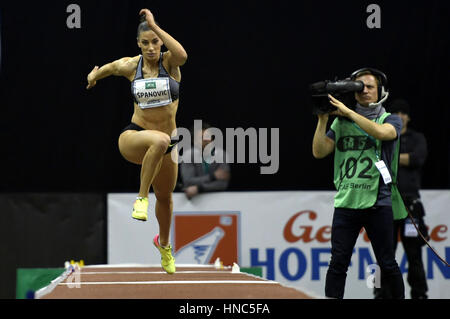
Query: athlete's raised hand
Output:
[[86, 66, 99, 89], [139, 9, 157, 29]]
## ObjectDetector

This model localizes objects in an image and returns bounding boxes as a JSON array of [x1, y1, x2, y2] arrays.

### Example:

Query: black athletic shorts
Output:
[[121, 122, 179, 154]]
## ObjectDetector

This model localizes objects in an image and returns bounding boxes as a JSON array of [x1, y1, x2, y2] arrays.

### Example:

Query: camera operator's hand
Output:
[[328, 94, 354, 118]]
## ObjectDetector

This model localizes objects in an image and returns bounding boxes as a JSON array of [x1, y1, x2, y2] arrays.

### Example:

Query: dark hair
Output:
[[353, 70, 381, 88], [136, 20, 160, 39], [189, 122, 212, 135], [389, 98, 411, 115]]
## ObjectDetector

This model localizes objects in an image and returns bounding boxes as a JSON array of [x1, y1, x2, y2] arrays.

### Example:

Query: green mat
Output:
[[16, 268, 65, 299], [240, 266, 263, 278]]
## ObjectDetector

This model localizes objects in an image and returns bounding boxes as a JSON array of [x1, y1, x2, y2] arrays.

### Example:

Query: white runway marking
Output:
[[59, 280, 276, 286], [83, 264, 219, 269], [80, 271, 232, 275]]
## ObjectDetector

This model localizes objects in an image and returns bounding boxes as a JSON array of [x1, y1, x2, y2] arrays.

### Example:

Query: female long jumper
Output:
[[86, 9, 187, 274]]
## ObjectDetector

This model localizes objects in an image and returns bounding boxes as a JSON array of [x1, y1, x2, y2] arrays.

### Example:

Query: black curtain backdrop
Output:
[[0, 0, 449, 193], [0, 193, 106, 298]]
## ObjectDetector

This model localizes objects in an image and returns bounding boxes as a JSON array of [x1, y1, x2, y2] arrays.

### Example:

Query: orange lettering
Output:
[[359, 228, 370, 242], [430, 225, 448, 242], [283, 210, 317, 243], [316, 226, 331, 242]]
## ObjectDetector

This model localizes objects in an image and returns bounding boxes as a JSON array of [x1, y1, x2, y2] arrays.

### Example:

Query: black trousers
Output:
[[374, 199, 429, 299], [325, 206, 405, 299]]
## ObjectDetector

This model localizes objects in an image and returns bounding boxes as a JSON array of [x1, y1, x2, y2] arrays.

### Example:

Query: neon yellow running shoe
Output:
[[132, 197, 149, 221], [153, 234, 176, 274]]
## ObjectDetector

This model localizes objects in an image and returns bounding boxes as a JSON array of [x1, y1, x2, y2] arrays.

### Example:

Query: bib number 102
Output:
[[339, 156, 373, 179]]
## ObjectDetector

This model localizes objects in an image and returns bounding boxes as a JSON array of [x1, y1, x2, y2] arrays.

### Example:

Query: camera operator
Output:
[[312, 68, 406, 299]]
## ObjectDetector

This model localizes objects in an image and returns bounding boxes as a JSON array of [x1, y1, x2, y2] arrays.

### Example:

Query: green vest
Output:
[[331, 112, 407, 220]]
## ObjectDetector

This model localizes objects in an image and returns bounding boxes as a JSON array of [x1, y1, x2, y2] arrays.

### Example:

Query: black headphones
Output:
[[350, 67, 389, 104]]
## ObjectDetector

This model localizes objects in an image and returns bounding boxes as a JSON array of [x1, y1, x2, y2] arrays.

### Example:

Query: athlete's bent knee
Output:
[[151, 134, 171, 155]]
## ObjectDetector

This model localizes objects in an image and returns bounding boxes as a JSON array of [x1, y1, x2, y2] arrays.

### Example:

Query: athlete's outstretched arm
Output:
[[86, 57, 136, 89], [140, 8, 188, 67]]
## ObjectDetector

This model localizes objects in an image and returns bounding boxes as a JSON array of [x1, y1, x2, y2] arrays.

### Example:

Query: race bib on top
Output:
[[133, 77, 172, 109]]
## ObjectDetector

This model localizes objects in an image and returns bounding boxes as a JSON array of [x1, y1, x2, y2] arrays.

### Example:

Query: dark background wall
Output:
[[0, 0, 449, 299], [0, 0, 449, 192], [0, 193, 105, 298]]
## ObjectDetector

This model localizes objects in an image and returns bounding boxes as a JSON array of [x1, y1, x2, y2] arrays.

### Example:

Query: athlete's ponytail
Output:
[[137, 14, 160, 39]]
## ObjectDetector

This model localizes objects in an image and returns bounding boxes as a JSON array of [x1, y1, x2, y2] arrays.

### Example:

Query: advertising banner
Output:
[[108, 191, 449, 299]]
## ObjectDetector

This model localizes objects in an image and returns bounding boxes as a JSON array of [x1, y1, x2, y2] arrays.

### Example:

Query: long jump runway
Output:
[[38, 264, 315, 299]]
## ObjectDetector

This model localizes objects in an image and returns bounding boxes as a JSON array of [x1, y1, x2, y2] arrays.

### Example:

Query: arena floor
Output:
[[38, 264, 315, 299]]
